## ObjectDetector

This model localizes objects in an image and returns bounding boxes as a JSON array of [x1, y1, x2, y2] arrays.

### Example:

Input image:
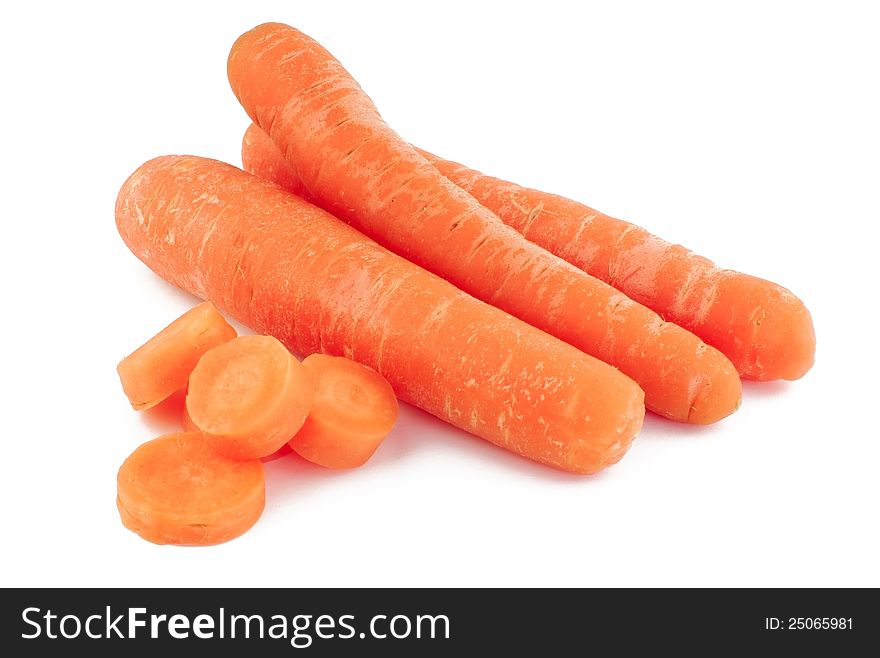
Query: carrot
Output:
[[117, 301, 236, 410], [116, 155, 645, 474], [243, 122, 814, 382], [228, 24, 741, 424], [289, 354, 399, 469], [185, 335, 314, 460], [242, 121, 310, 199], [182, 403, 293, 463], [420, 151, 816, 382], [181, 403, 198, 432], [117, 431, 265, 545]]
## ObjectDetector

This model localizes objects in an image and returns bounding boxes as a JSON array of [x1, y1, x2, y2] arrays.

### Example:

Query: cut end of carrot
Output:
[[186, 335, 314, 460], [117, 301, 237, 411], [116, 432, 265, 546], [289, 354, 399, 469]]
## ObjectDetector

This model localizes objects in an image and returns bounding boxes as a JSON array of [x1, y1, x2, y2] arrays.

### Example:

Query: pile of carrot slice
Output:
[[117, 303, 399, 545], [114, 22, 816, 546]]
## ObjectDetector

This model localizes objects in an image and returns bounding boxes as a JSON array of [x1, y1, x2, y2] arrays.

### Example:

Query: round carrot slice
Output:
[[186, 335, 313, 460], [289, 354, 398, 469], [116, 432, 265, 546], [117, 301, 237, 410], [182, 404, 292, 462]]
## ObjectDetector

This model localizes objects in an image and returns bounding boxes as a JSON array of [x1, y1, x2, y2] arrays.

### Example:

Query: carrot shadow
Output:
[[386, 402, 597, 483], [144, 276, 203, 307], [741, 379, 791, 399], [260, 451, 356, 519], [638, 410, 727, 440], [138, 386, 187, 435], [262, 400, 598, 510]]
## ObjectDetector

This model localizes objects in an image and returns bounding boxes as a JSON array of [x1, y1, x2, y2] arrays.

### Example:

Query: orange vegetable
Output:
[[290, 354, 399, 469], [116, 431, 265, 546], [185, 335, 314, 460], [242, 122, 813, 382], [117, 301, 236, 410], [181, 403, 198, 432], [116, 155, 644, 474], [229, 25, 741, 424], [420, 150, 816, 381], [182, 404, 293, 463]]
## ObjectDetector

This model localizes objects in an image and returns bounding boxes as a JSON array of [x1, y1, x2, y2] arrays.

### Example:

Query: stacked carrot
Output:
[[114, 22, 815, 546], [242, 125, 814, 383], [117, 302, 400, 545], [227, 24, 743, 425]]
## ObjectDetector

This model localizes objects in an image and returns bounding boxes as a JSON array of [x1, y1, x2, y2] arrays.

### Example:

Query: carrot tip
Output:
[[685, 365, 744, 425], [748, 300, 815, 382]]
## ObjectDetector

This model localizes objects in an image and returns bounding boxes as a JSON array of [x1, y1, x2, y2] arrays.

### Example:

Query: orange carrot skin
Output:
[[116, 155, 645, 474], [117, 301, 237, 410], [417, 152, 816, 382], [228, 28, 742, 424], [242, 121, 812, 383], [239, 121, 741, 423], [117, 432, 265, 546], [242, 123, 310, 199]]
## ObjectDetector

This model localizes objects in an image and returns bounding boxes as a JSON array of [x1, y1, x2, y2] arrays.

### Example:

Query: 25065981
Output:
[[765, 617, 853, 630]]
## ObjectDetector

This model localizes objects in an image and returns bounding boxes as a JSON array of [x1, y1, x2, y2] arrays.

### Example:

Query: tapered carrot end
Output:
[[704, 275, 815, 382], [741, 287, 816, 382], [562, 383, 645, 475], [228, 23, 295, 112]]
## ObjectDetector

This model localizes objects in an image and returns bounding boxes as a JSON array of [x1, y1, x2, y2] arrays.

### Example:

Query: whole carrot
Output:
[[243, 122, 814, 382], [419, 151, 816, 382], [228, 23, 742, 424], [116, 155, 645, 475]]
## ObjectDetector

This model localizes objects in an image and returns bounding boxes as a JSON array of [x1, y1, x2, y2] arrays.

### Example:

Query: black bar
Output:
[[1, 588, 876, 655]]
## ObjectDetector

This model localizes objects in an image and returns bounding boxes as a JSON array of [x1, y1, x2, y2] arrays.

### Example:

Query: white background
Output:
[[2, 1, 878, 587]]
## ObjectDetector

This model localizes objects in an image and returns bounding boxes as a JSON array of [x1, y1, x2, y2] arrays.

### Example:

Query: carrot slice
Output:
[[116, 431, 265, 546], [185, 335, 314, 460], [289, 354, 399, 469], [182, 404, 292, 462], [117, 302, 237, 410]]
